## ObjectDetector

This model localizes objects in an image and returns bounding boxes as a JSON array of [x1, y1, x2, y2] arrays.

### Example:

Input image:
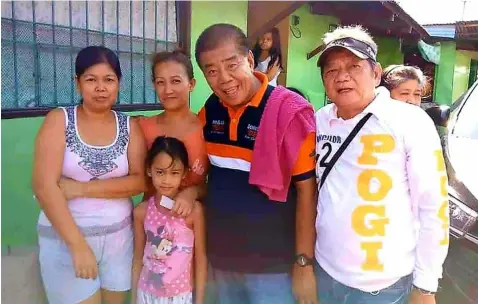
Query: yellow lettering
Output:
[[357, 170, 393, 201], [352, 205, 389, 237], [361, 242, 383, 271], [357, 135, 395, 165], [438, 200, 450, 245], [440, 175, 448, 197], [434, 150, 446, 172]]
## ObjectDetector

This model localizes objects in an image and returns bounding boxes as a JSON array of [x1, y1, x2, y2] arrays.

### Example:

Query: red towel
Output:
[[249, 86, 316, 202]]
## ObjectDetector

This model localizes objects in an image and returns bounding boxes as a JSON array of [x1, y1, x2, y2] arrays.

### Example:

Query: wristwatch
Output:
[[295, 254, 314, 267], [413, 285, 435, 296]]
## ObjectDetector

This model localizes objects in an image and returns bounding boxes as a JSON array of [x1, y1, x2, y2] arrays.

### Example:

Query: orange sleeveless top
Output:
[[138, 115, 208, 198]]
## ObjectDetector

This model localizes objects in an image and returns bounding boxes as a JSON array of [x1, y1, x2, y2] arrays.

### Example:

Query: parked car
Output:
[[426, 80, 478, 303]]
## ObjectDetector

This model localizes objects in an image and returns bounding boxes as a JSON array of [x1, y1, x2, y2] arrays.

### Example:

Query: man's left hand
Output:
[[408, 289, 436, 304], [292, 264, 319, 304]]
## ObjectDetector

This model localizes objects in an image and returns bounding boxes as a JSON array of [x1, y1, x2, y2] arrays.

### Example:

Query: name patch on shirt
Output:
[[317, 134, 343, 144], [245, 124, 259, 141], [211, 120, 225, 135]]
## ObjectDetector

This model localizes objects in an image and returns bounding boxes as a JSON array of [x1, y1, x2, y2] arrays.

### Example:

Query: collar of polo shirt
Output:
[[328, 86, 390, 125]]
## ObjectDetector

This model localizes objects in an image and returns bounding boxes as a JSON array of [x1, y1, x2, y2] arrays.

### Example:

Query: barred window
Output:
[[1, 1, 185, 118]]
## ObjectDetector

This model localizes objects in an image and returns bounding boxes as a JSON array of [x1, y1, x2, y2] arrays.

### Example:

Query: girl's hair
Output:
[[380, 65, 427, 92], [75, 46, 122, 79], [145, 136, 189, 171], [151, 49, 194, 80], [252, 27, 283, 70]]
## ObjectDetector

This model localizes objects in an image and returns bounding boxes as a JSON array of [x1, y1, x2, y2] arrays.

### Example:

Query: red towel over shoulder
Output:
[[249, 86, 316, 202]]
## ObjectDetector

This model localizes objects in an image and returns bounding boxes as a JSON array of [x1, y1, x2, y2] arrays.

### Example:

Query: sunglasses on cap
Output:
[[318, 37, 378, 67]]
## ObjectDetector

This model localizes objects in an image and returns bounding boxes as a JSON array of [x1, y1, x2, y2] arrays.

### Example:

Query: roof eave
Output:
[[381, 1, 431, 41]]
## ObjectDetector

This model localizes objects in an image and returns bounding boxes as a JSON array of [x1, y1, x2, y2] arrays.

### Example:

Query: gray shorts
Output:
[[38, 217, 133, 304]]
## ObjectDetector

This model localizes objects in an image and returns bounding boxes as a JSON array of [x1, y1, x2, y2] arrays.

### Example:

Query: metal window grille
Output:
[[1, 0, 178, 115]]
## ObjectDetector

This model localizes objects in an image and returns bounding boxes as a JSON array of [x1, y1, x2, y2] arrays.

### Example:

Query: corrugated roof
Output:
[[424, 21, 478, 40], [423, 23, 457, 26], [423, 25, 456, 38], [456, 20, 478, 40]]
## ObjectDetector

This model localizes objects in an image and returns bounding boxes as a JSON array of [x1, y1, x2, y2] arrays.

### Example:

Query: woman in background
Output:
[[252, 27, 284, 86], [381, 64, 428, 106]]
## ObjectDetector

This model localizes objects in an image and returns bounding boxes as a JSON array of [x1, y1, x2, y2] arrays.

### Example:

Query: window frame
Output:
[[1, 1, 191, 120]]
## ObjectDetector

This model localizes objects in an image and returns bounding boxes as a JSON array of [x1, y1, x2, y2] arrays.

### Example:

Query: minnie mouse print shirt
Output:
[[138, 196, 194, 298]]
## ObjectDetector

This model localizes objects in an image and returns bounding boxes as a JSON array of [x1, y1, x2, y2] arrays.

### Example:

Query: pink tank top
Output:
[[38, 106, 132, 227], [138, 196, 194, 297]]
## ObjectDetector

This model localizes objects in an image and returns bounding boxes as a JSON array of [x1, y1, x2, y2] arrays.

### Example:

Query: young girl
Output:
[[132, 136, 207, 304], [380, 65, 428, 106], [137, 50, 208, 215], [252, 27, 283, 86]]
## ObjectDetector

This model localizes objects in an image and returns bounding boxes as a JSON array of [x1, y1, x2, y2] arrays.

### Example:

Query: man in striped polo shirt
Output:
[[189, 23, 318, 304]]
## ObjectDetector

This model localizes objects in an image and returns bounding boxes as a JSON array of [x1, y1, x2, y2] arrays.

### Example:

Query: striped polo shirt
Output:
[[198, 72, 316, 273]]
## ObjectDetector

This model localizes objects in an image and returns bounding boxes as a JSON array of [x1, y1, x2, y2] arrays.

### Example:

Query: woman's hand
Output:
[[266, 58, 281, 81], [172, 186, 197, 217], [70, 240, 98, 280], [59, 177, 84, 200]]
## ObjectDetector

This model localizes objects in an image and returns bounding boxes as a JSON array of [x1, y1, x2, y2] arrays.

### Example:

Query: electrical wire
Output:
[[290, 25, 301, 38]]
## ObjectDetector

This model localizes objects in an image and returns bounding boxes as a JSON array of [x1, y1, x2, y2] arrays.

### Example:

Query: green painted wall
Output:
[[189, 1, 248, 113], [1, 111, 159, 250], [286, 5, 338, 109], [434, 41, 457, 105], [375, 37, 404, 68], [1, 117, 43, 249], [452, 51, 471, 101], [284, 8, 402, 110]]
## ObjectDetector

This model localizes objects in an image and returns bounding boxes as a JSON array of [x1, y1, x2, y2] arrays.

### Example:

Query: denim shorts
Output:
[[315, 262, 413, 304], [210, 267, 296, 304], [38, 217, 133, 304]]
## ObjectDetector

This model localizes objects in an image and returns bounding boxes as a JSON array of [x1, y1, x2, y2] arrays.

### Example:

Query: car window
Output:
[[453, 84, 478, 139]]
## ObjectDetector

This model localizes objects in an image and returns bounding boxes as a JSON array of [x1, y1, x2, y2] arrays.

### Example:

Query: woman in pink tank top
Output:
[[132, 136, 207, 304], [33, 46, 147, 304]]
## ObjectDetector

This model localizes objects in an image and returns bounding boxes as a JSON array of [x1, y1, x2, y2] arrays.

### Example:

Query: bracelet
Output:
[[413, 285, 435, 296]]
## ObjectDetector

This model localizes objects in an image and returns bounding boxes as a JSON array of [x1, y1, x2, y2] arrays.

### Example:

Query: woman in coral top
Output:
[[137, 50, 208, 203]]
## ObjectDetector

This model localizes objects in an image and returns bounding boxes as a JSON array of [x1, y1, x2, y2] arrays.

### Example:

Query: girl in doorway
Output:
[[137, 50, 208, 214], [381, 65, 428, 106], [132, 136, 207, 304], [252, 27, 284, 86]]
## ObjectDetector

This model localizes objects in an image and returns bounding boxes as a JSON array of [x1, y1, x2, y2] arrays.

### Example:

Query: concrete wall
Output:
[[189, 1, 248, 113]]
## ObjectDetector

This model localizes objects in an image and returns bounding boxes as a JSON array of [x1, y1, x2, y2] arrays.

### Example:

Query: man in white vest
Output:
[[314, 25, 449, 304]]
